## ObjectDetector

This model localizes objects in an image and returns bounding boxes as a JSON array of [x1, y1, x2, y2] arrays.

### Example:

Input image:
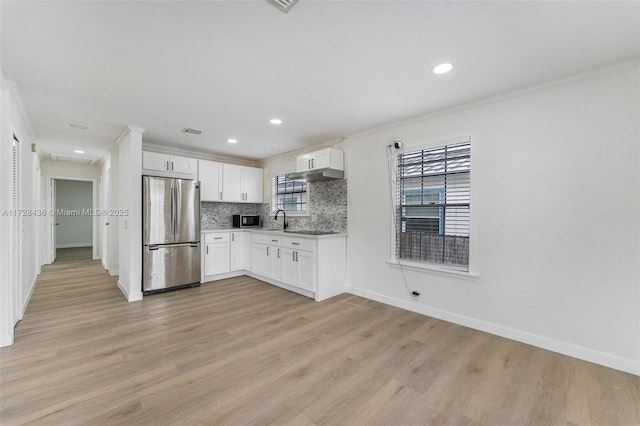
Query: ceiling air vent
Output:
[[182, 127, 203, 135], [49, 153, 95, 165], [265, 0, 299, 14]]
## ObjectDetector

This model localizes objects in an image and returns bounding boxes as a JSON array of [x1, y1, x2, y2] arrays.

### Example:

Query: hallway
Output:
[[55, 247, 93, 262]]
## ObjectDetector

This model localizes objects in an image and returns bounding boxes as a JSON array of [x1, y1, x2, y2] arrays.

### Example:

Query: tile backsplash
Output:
[[201, 178, 347, 233], [260, 179, 347, 233], [201, 202, 260, 230]]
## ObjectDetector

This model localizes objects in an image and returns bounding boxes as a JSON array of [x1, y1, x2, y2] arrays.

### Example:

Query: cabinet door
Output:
[[242, 166, 264, 203], [170, 155, 197, 175], [251, 243, 270, 276], [310, 149, 330, 170], [296, 250, 314, 291], [280, 247, 297, 286], [205, 243, 230, 275], [270, 245, 282, 280], [296, 154, 313, 172], [222, 164, 243, 202], [230, 232, 244, 271], [199, 160, 223, 201], [143, 151, 170, 171]]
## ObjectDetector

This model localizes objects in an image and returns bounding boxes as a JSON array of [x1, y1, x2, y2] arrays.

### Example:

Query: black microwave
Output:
[[233, 215, 260, 228]]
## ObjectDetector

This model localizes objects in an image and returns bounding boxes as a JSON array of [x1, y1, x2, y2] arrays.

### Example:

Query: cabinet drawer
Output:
[[205, 232, 230, 243], [282, 237, 314, 252]]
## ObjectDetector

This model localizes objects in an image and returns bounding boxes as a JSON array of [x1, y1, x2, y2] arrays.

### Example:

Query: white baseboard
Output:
[[117, 279, 143, 302], [117, 279, 129, 300], [101, 259, 108, 270], [108, 268, 119, 277], [21, 275, 37, 319], [202, 270, 245, 283], [0, 330, 13, 348], [346, 286, 639, 376], [56, 243, 92, 249]]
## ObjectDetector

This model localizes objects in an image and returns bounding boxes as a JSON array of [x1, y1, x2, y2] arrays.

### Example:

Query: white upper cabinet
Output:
[[145, 152, 262, 203], [222, 164, 263, 203], [222, 164, 243, 202], [142, 152, 197, 178], [198, 160, 223, 202], [296, 148, 344, 172], [241, 166, 263, 203]]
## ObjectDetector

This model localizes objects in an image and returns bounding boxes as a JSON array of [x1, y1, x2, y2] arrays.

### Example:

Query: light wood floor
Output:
[[1, 260, 638, 425], [55, 246, 93, 262]]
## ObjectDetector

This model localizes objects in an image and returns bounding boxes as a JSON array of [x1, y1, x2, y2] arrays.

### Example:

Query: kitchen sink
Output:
[[283, 230, 339, 235]]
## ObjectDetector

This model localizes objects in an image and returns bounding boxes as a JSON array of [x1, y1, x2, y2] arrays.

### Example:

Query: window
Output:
[[396, 139, 471, 270], [272, 173, 307, 213]]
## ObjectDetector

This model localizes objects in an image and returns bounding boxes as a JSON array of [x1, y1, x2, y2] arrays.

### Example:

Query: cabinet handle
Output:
[[291, 242, 300, 246], [292, 252, 296, 262], [232, 233, 235, 242], [277, 248, 280, 258], [295, 251, 298, 262], [206, 246, 209, 254], [171, 161, 175, 171], [311, 158, 314, 169], [267, 247, 270, 256], [219, 191, 222, 200], [214, 237, 223, 240], [308, 159, 311, 170], [166, 160, 170, 170]]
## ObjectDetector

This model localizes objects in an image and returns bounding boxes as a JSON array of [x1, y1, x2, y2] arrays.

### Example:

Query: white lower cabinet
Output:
[[204, 233, 230, 276], [280, 247, 313, 291], [296, 249, 314, 291], [230, 231, 244, 271], [250, 243, 270, 277], [205, 230, 346, 301]]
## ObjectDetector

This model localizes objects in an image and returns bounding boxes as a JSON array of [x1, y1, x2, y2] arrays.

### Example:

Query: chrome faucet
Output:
[[274, 209, 288, 230]]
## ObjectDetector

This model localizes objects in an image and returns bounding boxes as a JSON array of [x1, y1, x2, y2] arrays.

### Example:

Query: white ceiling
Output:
[[2, 1, 639, 161]]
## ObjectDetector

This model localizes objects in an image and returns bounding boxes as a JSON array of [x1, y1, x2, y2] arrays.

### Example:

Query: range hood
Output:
[[285, 167, 344, 182]]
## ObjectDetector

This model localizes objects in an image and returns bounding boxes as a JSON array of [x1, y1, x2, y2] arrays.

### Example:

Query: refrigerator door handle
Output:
[[148, 242, 199, 249], [173, 186, 178, 241]]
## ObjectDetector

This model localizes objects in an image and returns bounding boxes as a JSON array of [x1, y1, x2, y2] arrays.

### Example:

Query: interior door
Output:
[[102, 170, 111, 270]]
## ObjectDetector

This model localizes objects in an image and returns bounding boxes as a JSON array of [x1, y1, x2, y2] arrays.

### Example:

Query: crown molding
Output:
[[1, 77, 37, 142], [141, 142, 260, 168]]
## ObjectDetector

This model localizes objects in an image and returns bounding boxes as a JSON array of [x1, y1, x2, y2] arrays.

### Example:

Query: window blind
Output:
[[396, 140, 471, 269], [272, 174, 307, 212]]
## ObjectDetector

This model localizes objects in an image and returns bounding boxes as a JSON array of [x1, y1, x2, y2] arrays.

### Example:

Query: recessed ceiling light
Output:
[[270, 118, 282, 125], [432, 63, 453, 74], [69, 124, 87, 130], [74, 150, 85, 154], [227, 139, 238, 144]]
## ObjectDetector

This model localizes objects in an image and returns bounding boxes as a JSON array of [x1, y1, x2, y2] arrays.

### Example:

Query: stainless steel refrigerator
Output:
[[143, 176, 201, 294]]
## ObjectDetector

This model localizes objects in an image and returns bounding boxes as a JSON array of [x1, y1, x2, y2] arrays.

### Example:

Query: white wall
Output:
[[344, 62, 640, 374], [0, 78, 39, 346], [117, 126, 143, 302], [54, 179, 93, 248]]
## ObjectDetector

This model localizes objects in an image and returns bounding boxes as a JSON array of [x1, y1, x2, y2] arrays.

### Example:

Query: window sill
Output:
[[387, 260, 480, 280]]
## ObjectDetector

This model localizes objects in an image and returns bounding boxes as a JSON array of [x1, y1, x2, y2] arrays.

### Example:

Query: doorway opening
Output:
[[47, 177, 98, 264]]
